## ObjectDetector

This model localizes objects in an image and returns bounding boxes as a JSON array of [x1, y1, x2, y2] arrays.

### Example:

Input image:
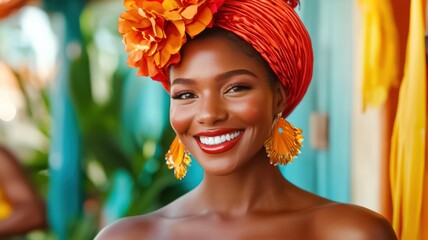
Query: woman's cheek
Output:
[[232, 96, 273, 124], [170, 104, 194, 134]]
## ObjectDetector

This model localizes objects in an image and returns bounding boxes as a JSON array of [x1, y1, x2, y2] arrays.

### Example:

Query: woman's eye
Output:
[[226, 84, 251, 93], [172, 92, 197, 100]]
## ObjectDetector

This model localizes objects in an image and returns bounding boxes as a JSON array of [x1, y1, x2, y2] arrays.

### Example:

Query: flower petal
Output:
[[162, 0, 181, 11], [185, 7, 212, 37], [181, 4, 198, 19]]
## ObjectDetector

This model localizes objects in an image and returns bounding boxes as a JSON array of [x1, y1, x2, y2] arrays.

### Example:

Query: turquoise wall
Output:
[[282, 0, 353, 202]]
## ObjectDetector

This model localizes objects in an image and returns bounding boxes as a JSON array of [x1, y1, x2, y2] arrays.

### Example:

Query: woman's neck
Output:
[[192, 151, 293, 216]]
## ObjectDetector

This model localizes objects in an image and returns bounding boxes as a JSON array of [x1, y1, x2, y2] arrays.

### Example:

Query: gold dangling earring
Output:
[[264, 113, 304, 165], [165, 136, 191, 179]]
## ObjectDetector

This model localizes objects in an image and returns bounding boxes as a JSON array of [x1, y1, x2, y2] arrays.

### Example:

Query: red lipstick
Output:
[[195, 129, 243, 154]]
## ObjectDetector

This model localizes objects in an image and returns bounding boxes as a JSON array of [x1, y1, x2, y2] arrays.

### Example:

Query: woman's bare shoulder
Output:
[[310, 202, 397, 240], [94, 213, 162, 240], [94, 194, 192, 240]]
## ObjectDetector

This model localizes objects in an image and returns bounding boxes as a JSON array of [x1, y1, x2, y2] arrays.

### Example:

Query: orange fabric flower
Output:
[[118, 0, 224, 86]]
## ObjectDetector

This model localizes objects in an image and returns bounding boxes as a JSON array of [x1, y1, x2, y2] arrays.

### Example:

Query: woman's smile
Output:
[[169, 32, 286, 175], [195, 129, 244, 154]]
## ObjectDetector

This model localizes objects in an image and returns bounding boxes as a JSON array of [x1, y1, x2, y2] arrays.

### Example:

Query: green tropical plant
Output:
[[58, 2, 187, 238], [2, 2, 187, 239]]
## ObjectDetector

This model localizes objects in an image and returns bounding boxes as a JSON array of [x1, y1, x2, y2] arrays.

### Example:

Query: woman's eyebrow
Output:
[[171, 69, 258, 86], [171, 77, 195, 87], [215, 69, 258, 81]]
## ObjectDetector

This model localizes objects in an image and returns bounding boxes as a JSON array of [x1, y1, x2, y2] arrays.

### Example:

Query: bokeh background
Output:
[[0, 0, 426, 239]]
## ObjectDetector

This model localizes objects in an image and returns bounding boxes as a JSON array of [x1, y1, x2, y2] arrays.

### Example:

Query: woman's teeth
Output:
[[199, 132, 241, 145]]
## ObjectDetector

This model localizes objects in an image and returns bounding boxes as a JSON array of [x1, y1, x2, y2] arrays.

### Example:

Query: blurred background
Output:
[[0, 0, 425, 239]]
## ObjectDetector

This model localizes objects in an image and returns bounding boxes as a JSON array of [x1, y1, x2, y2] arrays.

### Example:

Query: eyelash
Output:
[[225, 83, 252, 93], [171, 91, 197, 100]]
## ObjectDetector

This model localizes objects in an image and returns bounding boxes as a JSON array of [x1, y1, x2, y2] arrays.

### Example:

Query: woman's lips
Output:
[[195, 129, 243, 154]]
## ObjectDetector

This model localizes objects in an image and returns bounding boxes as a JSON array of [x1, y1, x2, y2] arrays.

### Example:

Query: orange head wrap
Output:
[[119, 0, 313, 116]]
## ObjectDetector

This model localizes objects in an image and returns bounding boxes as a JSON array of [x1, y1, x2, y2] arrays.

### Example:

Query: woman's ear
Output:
[[273, 82, 287, 115]]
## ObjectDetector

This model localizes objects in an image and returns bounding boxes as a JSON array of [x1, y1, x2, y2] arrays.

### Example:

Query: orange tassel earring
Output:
[[264, 113, 304, 165], [165, 136, 191, 179]]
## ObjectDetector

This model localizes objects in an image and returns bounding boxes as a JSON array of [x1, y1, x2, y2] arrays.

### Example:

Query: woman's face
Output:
[[169, 35, 286, 176]]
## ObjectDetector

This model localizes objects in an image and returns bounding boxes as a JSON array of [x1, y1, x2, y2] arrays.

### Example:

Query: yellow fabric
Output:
[[390, 0, 426, 238], [358, 0, 399, 111], [0, 188, 12, 220]]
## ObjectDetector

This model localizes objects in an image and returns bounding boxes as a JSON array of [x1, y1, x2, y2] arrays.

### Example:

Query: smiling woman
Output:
[[169, 31, 282, 177], [96, 0, 397, 239]]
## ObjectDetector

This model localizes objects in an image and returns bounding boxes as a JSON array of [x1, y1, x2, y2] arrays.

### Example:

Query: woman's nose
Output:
[[195, 94, 227, 125]]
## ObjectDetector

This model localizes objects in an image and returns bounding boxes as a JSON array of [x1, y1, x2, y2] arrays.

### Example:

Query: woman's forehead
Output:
[[169, 35, 269, 83]]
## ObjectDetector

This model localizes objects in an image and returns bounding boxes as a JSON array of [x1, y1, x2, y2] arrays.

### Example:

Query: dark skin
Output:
[[0, 146, 47, 238], [96, 35, 397, 240]]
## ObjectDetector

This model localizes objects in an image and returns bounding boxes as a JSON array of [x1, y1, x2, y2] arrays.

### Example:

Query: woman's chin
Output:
[[198, 160, 241, 177]]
